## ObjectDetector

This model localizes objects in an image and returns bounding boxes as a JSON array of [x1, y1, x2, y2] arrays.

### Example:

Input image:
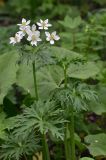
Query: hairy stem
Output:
[[64, 66, 71, 160], [42, 134, 51, 160], [70, 107, 76, 160], [32, 61, 38, 101], [64, 66, 67, 88], [63, 65, 76, 160], [64, 123, 71, 160]]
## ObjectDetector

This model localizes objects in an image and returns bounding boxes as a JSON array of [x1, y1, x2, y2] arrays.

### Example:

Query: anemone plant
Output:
[[9, 18, 60, 160]]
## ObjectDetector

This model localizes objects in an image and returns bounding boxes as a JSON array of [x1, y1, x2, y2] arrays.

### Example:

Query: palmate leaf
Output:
[[85, 133, 106, 157], [0, 112, 14, 140], [80, 158, 94, 160], [89, 86, 106, 115], [0, 51, 18, 104], [0, 132, 39, 160], [52, 83, 98, 112], [59, 15, 82, 29], [13, 100, 65, 140], [67, 62, 100, 79]]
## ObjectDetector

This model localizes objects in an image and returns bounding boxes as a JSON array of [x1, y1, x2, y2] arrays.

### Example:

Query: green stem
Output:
[[64, 123, 71, 160], [72, 30, 76, 50], [32, 61, 38, 101], [42, 133, 51, 160], [70, 107, 76, 160], [64, 66, 67, 88], [64, 67, 72, 160]]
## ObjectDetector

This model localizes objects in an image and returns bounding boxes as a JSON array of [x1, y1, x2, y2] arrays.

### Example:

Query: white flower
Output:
[[17, 18, 30, 29], [37, 19, 52, 30], [10, 33, 22, 45], [17, 25, 30, 38], [26, 24, 36, 35], [27, 25, 42, 46], [45, 31, 60, 44]]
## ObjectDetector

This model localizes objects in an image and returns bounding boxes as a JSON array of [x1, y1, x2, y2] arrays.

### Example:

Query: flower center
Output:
[[42, 22, 46, 28], [50, 34, 54, 40], [22, 22, 26, 26], [32, 35, 36, 41]]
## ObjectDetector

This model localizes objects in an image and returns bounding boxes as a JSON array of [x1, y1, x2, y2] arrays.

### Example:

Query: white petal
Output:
[[47, 23, 52, 27], [40, 19, 43, 23], [32, 24, 36, 31], [31, 41, 37, 46], [37, 38, 42, 41], [26, 20, 30, 25], [50, 40, 54, 44], [22, 18, 26, 23], [39, 26, 43, 30], [52, 31, 56, 36], [54, 35, 60, 40], [45, 32, 50, 37], [26, 28, 32, 35], [44, 19, 48, 23], [37, 22, 42, 26], [44, 26, 48, 30], [27, 36, 32, 41], [17, 23, 21, 26], [46, 37, 50, 41]]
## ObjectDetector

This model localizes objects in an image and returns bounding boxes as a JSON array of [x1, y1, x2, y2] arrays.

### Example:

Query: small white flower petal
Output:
[[46, 37, 50, 41], [39, 26, 43, 30], [47, 23, 52, 27], [44, 26, 48, 30], [52, 31, 56, 36], [54, 35, 60, 41], [50, 40, 54, 45], [40, 19, 43, 23], [37, 38, 42, 41], [44, 19, 48, 23], [37, 22, 42, 26], [22, 18, 26, 23], [45, 32, 50, 37], [26, 20, 30, 25], [31, 41, 37, 46], [27, 36, 32, 41], [32, 24, 36, 31]]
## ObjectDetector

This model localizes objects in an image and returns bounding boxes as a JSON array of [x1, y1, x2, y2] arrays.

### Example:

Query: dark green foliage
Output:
[[12, 100, 65, 140], [52, 82, 98, 112], [0, 132, 39, 160]]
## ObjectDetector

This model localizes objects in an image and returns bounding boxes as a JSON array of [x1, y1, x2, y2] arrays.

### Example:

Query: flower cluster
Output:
[[10, 18, 60, 46]]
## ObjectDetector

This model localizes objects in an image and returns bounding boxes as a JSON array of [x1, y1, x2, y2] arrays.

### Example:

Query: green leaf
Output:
[[89, 86, 106, 115], [13, 100, 65, 140], [0, 51, 18, 104], [59, 15, 82, 29], [0, 112, 14, 139], [85, 133, 106, 157], [16, 63, 64, 99], [49, 46, 82, 61], [80, 158, 94, 160], [67, 62, 100, 79]]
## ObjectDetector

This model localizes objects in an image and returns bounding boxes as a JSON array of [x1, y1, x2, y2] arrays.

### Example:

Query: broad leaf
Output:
[[80, 158, 94, 160], [85, 133, 106, 157], [16, 63, 64, 100], [67, 62, 100, 79], [0, 51, 18, 104]]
